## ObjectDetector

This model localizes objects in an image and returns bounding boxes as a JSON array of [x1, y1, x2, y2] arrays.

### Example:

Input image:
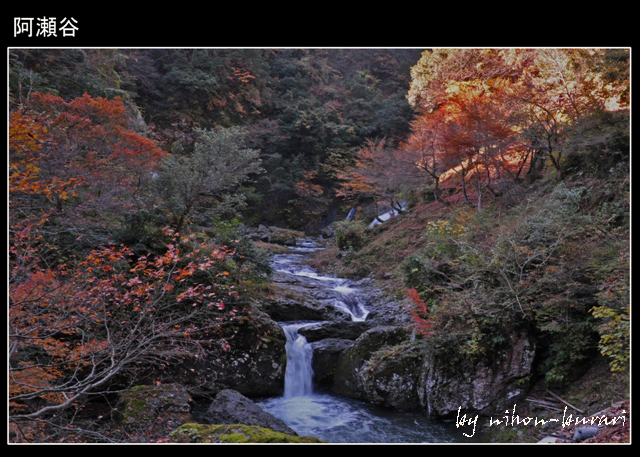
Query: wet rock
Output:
[[161, 307, 287, 398], [310, 338, 354, 389], [201, 389, 298, 436], [360, 342, 424, 411], [331, 326, 413, 399], [245, 225, 303, 246], [418, 332, 536, 419], [299, 321, 372, 342], [260, 293, 352, 322]]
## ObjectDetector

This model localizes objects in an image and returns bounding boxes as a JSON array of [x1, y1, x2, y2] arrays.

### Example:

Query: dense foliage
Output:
[[331, 48, 629, 388], [9, 48, 422, 442], [10, 48, 421, 230]]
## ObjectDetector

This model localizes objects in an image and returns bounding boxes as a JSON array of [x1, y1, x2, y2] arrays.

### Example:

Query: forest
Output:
[[8, 48, 630, 443]]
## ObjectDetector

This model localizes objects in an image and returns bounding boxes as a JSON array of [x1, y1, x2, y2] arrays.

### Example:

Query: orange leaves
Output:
[[404, 73, 530, 200], [230, 66, 256, 84], [8, 110, 48, 155], [295, 170, 324, 198], [336, 139, 392, 200], [9, 110, 81, 204], [10, 92, 166, 220]]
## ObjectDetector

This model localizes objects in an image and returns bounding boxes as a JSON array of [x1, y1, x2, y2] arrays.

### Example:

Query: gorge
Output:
[[9, 47, 628, 444], [253, 236, 466, 443]]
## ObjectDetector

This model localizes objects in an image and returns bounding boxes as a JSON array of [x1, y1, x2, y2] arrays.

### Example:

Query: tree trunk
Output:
[[432, 176, 450, 205], [175, 209, 190, 234], [458, 164, 472, 206]]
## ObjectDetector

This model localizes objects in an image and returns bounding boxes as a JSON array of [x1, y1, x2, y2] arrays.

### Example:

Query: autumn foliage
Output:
[[9, 48, 629, 443], [9, 221, 241, 440], [340, 49, 629, 211], [405, 288, 433, 337], [10, 92, 165, 225], [8, 92, 241, 441]]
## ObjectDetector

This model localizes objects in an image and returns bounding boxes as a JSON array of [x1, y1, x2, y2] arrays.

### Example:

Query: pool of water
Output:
[[256, 392, 467, 443]]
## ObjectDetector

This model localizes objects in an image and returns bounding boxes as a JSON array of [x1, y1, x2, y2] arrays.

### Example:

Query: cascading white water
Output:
[[369, 201, 407, 228], [257, 237, 465, 443], [282, 323, 314, 398], [331, 282, 369, 322]]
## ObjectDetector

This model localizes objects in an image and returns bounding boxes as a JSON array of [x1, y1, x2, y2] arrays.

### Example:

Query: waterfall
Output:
[[369, 201, 407, 228], [344, 207, 356, 222], [275, 239, 369, 399], [256, 236, 463, 443], [332, 282, 369, 322], [282, 323, 314, 398]]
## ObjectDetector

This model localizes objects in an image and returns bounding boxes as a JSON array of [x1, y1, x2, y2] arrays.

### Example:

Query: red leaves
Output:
[[406, 288, 433, 337], [9, 217, 241, 421]]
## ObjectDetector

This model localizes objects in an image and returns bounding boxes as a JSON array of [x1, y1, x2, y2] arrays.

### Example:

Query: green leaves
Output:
[[590, 289, 630, 373], [153, 126, 261, 232]]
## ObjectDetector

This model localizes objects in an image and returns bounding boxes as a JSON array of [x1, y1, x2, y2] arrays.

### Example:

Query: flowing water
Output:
[[255, 238, 467, 443], [282, 323, 315, 398]]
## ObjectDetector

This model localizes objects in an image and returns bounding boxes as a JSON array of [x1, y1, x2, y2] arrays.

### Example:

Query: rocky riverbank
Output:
[[244, 234, 538, 423], [109, 228, 627, 443]]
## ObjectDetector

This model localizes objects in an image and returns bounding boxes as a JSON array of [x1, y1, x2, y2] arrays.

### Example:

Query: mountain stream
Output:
[[255, 238, 466, 443]]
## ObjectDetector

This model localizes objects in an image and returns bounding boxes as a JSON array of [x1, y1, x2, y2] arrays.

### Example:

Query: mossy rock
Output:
[[117, 383, 193, 425], [116, 383, 194, 442], [332, 326, 412, 399], [266, 227, 305, 246], [169, 423, 324, 443]]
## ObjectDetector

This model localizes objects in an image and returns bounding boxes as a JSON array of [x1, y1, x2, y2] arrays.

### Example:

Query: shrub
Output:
[[334, 220, 368, 252]]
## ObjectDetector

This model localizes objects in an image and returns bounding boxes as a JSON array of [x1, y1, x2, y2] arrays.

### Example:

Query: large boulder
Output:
[[161, 306, 287, 398], [116, 383, 194, 442], [352, 281, 414, 327], [200, 389, 298, 436], [260, 292, 352, 322], [309, 338, 354, 390], [331, 329, 536, 418], [331, 326, 413, 399], [299, 321, 371, 342], [360, 341, 424, 411], [245, 225, 304, 246], [418, 332, 536, 419]]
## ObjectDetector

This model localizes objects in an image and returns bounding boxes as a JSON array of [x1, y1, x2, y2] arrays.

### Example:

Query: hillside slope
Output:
[[308, 160, 630, 442]]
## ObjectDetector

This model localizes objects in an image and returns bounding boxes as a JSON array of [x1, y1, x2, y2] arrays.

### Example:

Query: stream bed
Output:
[[257, 391, 463, 443], [255, 238, 469, 443]]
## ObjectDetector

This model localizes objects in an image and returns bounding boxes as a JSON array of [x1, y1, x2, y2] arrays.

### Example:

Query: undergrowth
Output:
[[322, 163, 629, 391]]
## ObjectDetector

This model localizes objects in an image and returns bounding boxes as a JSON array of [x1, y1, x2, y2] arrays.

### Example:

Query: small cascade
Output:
[[282, 323, 315, 398], [257, 236, 463, 443], [344, 207, 356, 222], [332, 282, 369, 321], [369, 201, 407, 228]]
